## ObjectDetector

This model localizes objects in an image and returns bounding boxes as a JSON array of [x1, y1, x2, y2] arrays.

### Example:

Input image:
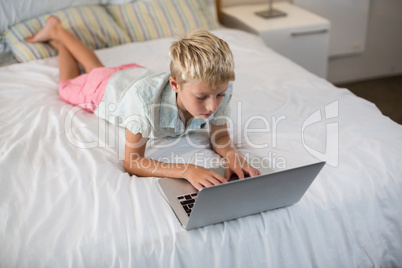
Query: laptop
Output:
[[157, 161, 325, 230]]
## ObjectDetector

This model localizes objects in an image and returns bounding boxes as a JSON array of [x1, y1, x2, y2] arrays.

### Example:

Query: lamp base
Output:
[[255, 9, 287, 19]]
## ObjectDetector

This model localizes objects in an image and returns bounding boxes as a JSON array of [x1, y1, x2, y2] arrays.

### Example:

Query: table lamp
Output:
[[255, 0, 287, 19]]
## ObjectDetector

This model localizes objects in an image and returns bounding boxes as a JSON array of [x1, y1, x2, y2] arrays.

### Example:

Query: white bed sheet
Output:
[[1, 29, 402, 267]]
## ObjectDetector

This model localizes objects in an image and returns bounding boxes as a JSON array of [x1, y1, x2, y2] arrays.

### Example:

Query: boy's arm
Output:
[[124, 129, 226, 190], [210, 123, 261, 180]]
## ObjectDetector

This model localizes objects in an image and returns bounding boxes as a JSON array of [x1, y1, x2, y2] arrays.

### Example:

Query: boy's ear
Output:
[[169, 76, 179, 93]]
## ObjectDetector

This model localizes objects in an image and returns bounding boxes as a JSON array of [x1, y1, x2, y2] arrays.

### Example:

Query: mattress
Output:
[[1, 28, 402, 267]]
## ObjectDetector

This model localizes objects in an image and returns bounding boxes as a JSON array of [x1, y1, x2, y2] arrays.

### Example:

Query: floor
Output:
[[336, 75, 402, 125]]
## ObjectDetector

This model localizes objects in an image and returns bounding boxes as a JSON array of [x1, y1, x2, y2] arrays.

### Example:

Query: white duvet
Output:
[[1, 29, 402, 267]]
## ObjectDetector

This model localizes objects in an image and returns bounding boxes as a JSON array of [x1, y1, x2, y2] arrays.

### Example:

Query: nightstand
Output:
[[221, 2, 330, 78]]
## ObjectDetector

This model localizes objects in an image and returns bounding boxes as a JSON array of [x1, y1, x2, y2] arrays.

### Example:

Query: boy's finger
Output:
[[208, 177, 222, 185], [224, 168, 232, 181], [235, 169, 245, 180], [248, 169, 260, 177], [193, 182, 203, 191], [210, 171, 227, 183], [216, 175, 228, 183], [200, 179, 213, 188]]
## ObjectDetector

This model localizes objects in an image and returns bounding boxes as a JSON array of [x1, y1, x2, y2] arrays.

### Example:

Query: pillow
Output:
[[4, 5, 131, 62], [106, 0, 219, 42]]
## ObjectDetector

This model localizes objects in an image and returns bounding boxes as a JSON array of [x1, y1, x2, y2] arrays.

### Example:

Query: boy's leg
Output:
[[26, 16, 104, 74], [49, 40, 80, 82]]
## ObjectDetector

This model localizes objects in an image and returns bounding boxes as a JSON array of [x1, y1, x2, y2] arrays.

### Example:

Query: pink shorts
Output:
[[59, 63, 143, 112]]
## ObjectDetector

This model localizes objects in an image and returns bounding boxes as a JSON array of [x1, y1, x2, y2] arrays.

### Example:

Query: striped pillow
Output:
[[106, 0, 219, 42], [4, 5, 131, 62]]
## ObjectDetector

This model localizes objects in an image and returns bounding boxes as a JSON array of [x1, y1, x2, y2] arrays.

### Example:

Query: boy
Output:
[[27, 16, 260, 190], [122, 29, 260, 189]]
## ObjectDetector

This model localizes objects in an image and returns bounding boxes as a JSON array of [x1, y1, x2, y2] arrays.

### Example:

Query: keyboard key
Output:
[[177, 193, 198, 217], [180, 199, 195, 205]]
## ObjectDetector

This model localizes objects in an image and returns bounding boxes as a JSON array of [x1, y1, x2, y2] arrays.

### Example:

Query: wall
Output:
[[327, 0, 402, 84], [222, 0, 402, 84]]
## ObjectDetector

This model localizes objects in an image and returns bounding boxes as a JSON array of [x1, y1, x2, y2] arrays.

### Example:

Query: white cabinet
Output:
[[221, 2, 330, 78], [293, 0, 370, 57]]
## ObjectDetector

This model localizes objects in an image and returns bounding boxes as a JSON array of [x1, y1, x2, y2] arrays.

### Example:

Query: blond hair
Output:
[[169, 29, 235, 87]]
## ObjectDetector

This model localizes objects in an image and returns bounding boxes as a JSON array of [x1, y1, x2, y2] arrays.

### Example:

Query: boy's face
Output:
[[169, 76, 229, 121]]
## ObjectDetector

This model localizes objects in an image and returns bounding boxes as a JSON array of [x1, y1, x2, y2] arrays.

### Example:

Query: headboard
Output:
[[0, 0, 220, 59], [216, 0, 223, 23], [0, 0, 221, 34]]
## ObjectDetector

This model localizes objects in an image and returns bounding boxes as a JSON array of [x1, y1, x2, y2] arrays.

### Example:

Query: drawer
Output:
[[261, 25, 330, 78]]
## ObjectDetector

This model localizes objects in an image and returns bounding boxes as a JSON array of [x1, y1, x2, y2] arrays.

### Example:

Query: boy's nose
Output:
[[206, 98, 218, 112]]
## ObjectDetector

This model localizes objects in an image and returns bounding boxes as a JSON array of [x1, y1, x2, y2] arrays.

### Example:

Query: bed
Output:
[[1, 0, 402, 267]]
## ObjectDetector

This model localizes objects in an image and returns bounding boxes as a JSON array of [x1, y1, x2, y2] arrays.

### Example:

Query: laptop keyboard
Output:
[[177, 193, 198, 217]]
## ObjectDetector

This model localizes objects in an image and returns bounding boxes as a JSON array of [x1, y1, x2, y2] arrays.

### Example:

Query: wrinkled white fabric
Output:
[[1, 29, 401, 267]]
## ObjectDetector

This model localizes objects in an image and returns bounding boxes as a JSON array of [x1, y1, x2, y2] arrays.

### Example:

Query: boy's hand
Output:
[[224, 152, 261, 181], [184, 164, 227, 190]]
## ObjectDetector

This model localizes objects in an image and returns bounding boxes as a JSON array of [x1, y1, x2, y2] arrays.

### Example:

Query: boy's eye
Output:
[[196, 93, 225, 100]]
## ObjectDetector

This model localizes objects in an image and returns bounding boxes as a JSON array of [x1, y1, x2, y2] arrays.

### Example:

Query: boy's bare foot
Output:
[[25, 15, 61, 43]]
